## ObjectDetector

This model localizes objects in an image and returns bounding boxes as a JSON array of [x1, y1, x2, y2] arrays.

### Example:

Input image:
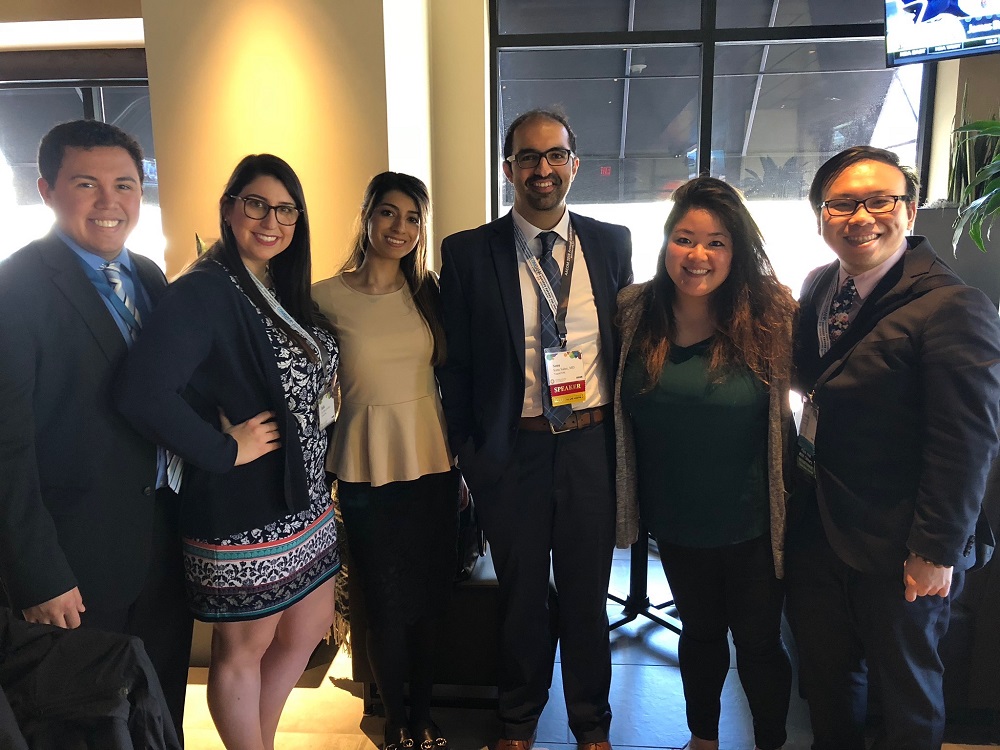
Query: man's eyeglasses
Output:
[[821, 195, 908, 217], [228, 195, 303, 226], [505, 148, 575, 170]]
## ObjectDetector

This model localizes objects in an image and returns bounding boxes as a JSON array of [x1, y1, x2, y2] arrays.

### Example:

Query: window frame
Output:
[[489, 0, 933, 217]]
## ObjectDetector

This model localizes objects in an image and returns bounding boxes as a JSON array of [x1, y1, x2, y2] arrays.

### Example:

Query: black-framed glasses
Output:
[[821, 195, 908, 217], [505, 148, 574, 169], [228, 195, 303, 226]]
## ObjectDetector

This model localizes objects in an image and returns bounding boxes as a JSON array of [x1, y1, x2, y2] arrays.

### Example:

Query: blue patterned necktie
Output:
[[537, 231, 573, 429], [828, 277, 858, 343], [100, 261, 142, 340], [101, 261, 184, 492]]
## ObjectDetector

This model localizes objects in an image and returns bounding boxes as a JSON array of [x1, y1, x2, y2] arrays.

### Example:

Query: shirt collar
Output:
[[837, 238, 908, 301], [511, 206, 571, 247], [55, 228, 132, 273]]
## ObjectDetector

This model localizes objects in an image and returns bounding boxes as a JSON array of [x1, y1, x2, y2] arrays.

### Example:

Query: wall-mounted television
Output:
[[886, 0, 1000, 67]]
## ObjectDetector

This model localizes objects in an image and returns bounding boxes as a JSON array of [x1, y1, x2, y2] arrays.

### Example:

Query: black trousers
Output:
[[339, 470, 459, 730], [0, 607, 181, 750], [658, 534, 790, 750], [785, 510, 960, 750], [78, 489, 192, 745], [473, 421, 616, 744]]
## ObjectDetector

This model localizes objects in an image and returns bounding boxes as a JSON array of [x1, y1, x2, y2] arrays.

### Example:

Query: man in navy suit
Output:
[[787, 145, 1000, 749], [438, 109, 632, 750], [0, 120, 191, 741]]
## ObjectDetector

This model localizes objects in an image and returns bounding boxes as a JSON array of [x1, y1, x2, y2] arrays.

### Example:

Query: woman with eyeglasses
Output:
[[118, 154, 340, 750], [312, 172, 459, 750], [614, 177, 796, 750]]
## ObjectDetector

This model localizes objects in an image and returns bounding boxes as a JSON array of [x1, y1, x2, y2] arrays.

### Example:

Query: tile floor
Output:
[[183, 546, 996, 750]]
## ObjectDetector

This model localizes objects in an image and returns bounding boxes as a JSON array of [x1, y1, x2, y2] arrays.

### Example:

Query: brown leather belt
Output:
[[518, 404, 610, 434]]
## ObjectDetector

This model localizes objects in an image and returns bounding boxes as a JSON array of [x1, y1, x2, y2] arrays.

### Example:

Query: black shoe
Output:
[[384, 726, 414, 750], [411, 719, 448, 750]]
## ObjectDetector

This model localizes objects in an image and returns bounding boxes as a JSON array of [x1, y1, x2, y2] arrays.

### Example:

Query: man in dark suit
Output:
[[0, 120, 192, 740], [438, 109, 632, 750], [787, 145, 1000, 749]]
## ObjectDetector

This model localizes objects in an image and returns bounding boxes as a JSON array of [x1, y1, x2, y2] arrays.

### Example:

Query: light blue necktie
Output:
[[537, 231, 573, 429], [102, 261, 184, 492], [100, 261, 142, 340]]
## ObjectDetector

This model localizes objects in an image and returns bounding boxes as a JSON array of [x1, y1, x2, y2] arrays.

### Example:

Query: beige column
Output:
[[141, 0, 389, 279], [427, 0, 491, 268]]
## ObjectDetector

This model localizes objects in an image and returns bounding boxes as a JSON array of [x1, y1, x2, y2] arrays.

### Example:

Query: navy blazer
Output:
[[0, 233, 167, 611], [116, 261, 314, 540], [437, 211, 633, 492], [792, 237, 1000, 572]]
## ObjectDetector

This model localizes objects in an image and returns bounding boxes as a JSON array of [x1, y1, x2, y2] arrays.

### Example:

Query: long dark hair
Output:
[[340, 171, 446, 366], [628, 176, 796, 388], [195, 153, 332, 361]]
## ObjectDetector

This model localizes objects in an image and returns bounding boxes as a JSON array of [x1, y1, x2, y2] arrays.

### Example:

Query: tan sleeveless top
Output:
[[312, 275, 451, 486]]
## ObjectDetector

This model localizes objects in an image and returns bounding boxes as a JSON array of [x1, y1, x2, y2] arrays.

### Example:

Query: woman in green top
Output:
[[614, 177, 797, 750]]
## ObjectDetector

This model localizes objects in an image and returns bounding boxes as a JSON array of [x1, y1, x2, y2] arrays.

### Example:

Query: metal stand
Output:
[[608, 530, 681, 634]]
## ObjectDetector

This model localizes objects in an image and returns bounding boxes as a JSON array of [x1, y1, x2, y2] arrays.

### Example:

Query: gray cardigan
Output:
[[613, 282, 793, 578]]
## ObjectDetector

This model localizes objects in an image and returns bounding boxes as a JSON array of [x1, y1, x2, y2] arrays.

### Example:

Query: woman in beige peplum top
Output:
[[312, 172, 460, 750]]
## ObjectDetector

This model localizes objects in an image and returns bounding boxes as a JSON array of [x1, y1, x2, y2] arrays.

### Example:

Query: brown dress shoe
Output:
[[577, 742, 612, 750], [493, 737, 534, 750]]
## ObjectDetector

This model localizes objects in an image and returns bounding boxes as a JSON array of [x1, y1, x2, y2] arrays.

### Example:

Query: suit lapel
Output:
[[39, 235, 127, 364], [859, 238, 935, 314], [490, 214, 527, 374], [821, 239, 938, 363], [131, 253, 168, 318]]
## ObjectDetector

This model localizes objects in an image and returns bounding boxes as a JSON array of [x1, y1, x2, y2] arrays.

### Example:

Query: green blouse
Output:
[[621, 338, 769, 548]]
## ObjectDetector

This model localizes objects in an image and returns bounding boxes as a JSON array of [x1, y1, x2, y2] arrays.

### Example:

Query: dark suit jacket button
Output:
[[143, 486, 154, 496]]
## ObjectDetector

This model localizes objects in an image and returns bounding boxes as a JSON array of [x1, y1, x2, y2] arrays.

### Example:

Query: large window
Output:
[[493, 0, 924, 292], [0, 51, 164, 267]]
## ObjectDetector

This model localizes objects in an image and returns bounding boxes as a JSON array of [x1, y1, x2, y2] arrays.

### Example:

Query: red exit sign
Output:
[[600, 166, 612, 177]]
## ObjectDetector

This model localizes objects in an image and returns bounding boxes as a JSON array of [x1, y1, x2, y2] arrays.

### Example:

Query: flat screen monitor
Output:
[[886, 0, 1000, 66]]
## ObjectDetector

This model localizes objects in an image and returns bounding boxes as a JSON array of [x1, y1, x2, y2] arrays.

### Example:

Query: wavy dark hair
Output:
[[627, 177, 796, 389], [195, 153, 332, 361], [340, 171, 446, 366]]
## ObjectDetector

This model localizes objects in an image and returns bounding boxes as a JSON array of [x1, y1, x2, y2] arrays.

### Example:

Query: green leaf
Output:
[[956, 121, 1000, 136]]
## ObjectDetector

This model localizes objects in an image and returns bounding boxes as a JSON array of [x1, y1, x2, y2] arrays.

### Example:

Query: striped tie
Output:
[[100, 261, 142, 340], [537, 231, 573, 429], [101, 261, 184, 492]]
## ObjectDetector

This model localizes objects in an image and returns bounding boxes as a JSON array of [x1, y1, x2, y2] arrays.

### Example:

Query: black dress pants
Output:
[[785, 510, 959, 750], [78, 489, 192, 745], [339, 470, 459, 730], [658, 534, 790, 750], [472, 421, 616, 744]]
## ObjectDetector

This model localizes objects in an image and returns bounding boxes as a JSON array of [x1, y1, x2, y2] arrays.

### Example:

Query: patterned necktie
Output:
[[100, 261, 142, 340], [537, 231, 572, 429], [828, 277, 858, 343], [101, 261, 184, 492]]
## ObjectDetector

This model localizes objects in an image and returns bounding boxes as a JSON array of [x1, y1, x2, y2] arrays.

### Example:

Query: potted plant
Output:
[[914, 86, 1000, 304], [953, 117, 1000, 253]]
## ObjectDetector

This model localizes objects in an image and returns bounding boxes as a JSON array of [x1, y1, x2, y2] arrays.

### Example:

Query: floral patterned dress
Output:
[[182, 268, 341, 621]]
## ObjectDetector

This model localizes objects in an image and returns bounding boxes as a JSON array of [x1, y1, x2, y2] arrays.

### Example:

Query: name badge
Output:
[[544, 348, 586, 407], [796, 401, 818, 479], [317, 387, 337, 430]]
